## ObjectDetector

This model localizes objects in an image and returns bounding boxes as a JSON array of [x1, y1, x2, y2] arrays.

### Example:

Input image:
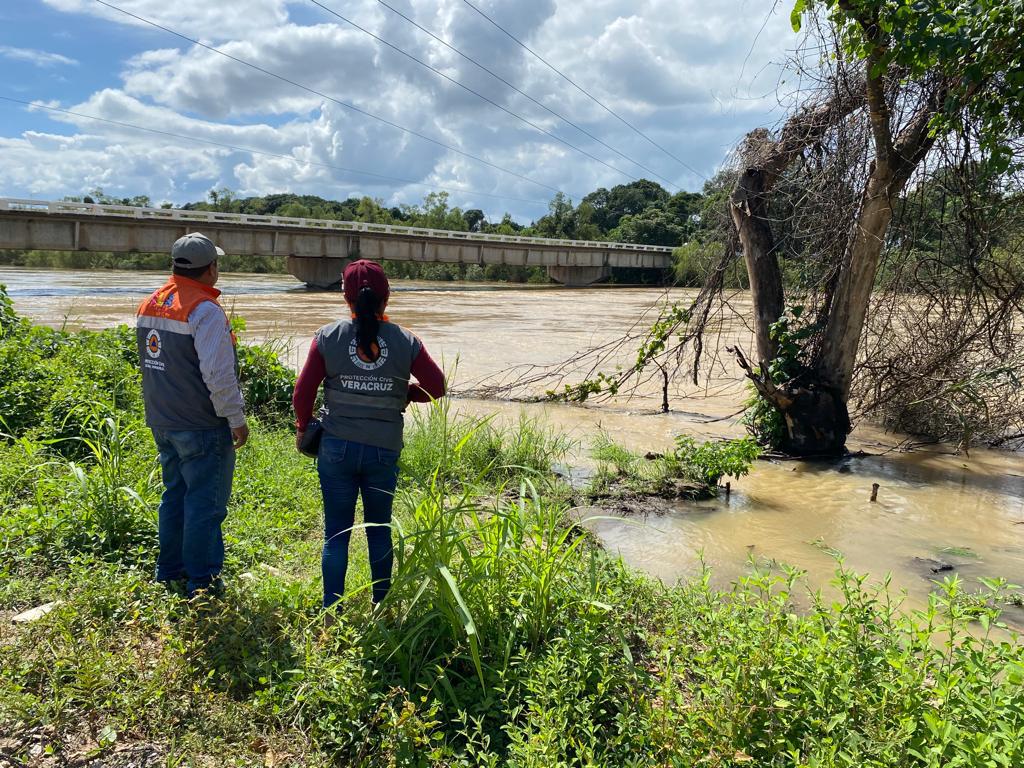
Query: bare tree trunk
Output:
[[818, 171, 895, 398], [818, 77, 945, 400], [729, 82, 866, 368], [730, 168, 785, 364]]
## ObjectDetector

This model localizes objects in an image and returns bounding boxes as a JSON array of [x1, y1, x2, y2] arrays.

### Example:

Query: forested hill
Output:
[[58, 180, 707, 248], [177, 181, 707, 248]]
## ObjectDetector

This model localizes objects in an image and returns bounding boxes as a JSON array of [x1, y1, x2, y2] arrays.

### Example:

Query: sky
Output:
[[0, 0, 796, 222]]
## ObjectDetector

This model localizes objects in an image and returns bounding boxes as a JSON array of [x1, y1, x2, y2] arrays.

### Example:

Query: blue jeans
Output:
[[151, 425, 235, 595], [317, 437, 400, 607]]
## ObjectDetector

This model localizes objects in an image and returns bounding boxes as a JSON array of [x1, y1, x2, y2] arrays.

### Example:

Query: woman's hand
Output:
[[295, 429, 305, 453]]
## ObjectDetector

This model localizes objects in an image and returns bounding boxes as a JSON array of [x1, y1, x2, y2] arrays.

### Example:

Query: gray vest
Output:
[[316, 319, 421, 451], [137, 280, 237, 431]]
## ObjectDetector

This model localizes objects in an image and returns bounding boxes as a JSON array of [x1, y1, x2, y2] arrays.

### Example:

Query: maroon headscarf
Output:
[[343, 259, 390, 306]]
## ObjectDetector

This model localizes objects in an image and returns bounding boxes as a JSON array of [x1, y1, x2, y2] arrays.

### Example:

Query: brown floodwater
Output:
[[4, 267, 1023, 620]]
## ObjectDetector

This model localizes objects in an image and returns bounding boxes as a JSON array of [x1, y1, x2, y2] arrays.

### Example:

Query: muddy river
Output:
[[3, 267, 1023, 619]]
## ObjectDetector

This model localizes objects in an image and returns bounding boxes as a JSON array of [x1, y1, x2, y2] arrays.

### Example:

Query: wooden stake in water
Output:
[[870, 483, 880, 502]]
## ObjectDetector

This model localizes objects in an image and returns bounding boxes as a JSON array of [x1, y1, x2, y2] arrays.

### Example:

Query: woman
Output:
[[293, 259, 445, 610]]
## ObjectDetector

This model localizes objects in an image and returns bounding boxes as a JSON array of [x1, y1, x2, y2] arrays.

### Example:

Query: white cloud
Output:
[[119, 23, 383, 119], [6, 0, 798, 220], [0, 45, 78, 67], [0, 131, 222, 199]]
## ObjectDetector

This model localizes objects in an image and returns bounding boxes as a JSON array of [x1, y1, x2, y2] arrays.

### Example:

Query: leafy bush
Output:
[[673, 434, 760, 486], [743, 381, 786, 446], [671, 239, 751, 287], [0, 283, 19, 337], [590, 431, 759, 499], [0, 313, 141, 448], [236, 341, 296, 428]]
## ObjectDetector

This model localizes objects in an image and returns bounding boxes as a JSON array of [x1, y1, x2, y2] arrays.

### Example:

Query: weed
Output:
[[401, 397, 572, 489]]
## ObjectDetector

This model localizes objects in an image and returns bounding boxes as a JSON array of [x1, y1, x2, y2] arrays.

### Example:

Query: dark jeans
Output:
[[317, 436, 400, 607], [152, 425, 235, 595]]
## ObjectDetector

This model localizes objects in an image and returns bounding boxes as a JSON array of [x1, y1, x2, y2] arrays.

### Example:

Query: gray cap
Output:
[[171, 232, 225, 269]]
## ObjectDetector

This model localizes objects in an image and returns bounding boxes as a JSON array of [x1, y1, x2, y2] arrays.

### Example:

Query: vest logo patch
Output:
[[143, 329, 166, 372], [348, 335, 389, 371], [146, 330, 162, 358]]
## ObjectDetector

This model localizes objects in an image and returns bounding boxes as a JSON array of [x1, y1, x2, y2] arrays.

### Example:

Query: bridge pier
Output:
[[545, 265, 611, 286], [286, 255, 350, 289]]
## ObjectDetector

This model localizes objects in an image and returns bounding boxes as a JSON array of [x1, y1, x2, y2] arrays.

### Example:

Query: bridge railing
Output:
[[0, 198, 676, 254]]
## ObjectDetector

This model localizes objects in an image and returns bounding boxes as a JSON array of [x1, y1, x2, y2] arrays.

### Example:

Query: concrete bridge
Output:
[[0, 198, 674, 287]]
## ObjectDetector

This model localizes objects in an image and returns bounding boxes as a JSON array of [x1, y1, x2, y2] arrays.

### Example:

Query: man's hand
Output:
[[295, 429, 305, 453], [231, 423, 250, 450]]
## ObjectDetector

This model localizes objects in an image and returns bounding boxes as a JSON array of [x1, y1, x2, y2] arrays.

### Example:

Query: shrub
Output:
[[0, 317, 141, 448], [673, 434, 760, 486], [590, 432, 759, 499], [236, 341, 296, 428], [0, 283, 19, 337]]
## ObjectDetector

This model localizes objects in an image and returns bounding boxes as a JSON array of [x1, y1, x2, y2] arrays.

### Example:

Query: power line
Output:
[[459, 0, 708, 182], [306, 0, 645, 187], [91, 0, 561, 196], [374, 0, 681, 191], [0, 96, 551, 207]]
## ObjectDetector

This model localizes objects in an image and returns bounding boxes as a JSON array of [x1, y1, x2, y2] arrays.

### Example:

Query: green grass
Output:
[[400, 396, 574, 490], [1, 285, 1023, 767]]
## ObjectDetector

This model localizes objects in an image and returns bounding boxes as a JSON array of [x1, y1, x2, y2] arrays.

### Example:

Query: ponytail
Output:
[[354, 285, 381, 362]]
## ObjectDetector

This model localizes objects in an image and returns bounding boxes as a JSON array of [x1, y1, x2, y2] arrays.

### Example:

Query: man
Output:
[[136, 232, 249, 597]]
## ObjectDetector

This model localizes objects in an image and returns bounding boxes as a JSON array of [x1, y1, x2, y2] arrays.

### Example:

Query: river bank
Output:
[[1, 289, 1022, 765], [0, 251, 565, 285], [3, 266, 1023, 610]]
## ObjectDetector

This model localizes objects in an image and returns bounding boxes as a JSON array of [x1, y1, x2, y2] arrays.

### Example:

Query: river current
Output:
[[4, 267, 1023, 620]]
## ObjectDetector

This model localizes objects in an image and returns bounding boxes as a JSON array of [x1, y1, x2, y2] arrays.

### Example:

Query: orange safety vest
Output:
[[136, 276, 237, 429]]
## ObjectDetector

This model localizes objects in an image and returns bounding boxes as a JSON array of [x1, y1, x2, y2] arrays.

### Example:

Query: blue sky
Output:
[[2, 2, 150, 128], [0, 0, 795, 221]]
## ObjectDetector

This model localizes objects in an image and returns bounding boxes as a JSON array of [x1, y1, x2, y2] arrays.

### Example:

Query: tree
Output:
[[610, 207, 687, 246], [207, 187, 236, 212], [463, 209, 486, 232], [582, 180, 670, 231], [277, 201, 311, 219], [491, 213, 521, 235], [665, 190, 703, 231], [726, 0, 1024, 455], [355, 197, 393, 224], [533, 192, 577, 239]]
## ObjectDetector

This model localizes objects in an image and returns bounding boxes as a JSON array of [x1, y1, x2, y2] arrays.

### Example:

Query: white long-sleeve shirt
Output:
[[188, 301, 246, 428]]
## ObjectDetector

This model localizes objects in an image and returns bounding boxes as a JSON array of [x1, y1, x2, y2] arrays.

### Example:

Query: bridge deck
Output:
[[0, 198, 675, 286], [0, 198, 673, 255]]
